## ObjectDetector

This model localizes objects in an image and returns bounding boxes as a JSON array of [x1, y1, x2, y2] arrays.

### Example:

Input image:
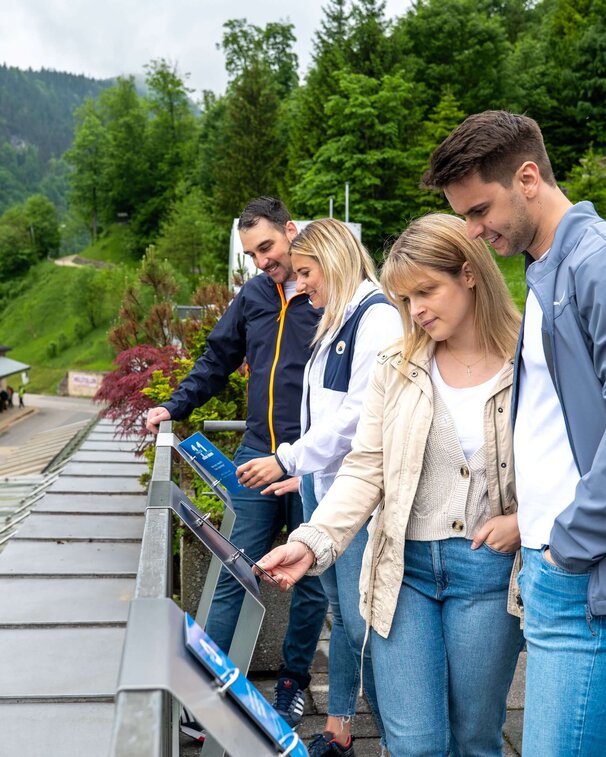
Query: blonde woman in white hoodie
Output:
[[238, 218, 402, 756]]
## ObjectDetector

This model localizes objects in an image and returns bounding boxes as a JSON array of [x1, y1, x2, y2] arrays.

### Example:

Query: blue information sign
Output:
[[184, 614, 307, 756], [179, 431, 245, 494]]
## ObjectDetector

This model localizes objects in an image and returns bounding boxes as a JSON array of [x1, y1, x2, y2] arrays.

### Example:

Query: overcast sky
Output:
[[2, 0, 410, 99]]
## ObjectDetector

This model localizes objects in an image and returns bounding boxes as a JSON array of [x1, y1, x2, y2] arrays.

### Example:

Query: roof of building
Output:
[[0, 356, 30, 380]]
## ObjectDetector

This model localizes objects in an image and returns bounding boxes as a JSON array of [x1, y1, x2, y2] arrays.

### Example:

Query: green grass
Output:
[[0, 262, 123, 393], [80, 223, 140, 264]]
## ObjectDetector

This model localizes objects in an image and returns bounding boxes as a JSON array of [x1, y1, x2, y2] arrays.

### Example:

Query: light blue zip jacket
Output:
[[512, 201, 606, 615]]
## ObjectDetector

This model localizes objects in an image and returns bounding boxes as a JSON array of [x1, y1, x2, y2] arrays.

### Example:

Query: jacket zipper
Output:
[[267, 286, 304, 453]]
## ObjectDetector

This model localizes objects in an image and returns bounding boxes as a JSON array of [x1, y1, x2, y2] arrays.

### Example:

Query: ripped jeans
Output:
[[519, 546, 606, 756]]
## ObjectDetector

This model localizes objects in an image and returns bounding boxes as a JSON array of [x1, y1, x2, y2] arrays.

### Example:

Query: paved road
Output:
[[0, 393, 99, 464]]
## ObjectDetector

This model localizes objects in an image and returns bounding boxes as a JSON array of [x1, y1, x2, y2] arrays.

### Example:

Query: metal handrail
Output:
[[109, 419, 252, 756], [109, 420, 175, 756]]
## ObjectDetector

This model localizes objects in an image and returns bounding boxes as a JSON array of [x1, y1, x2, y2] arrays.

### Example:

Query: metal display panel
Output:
[[154, 432, 237, 628], [114, 598, 306, 757], [147, 480, 267, 677], [146, 430, 286, 756]]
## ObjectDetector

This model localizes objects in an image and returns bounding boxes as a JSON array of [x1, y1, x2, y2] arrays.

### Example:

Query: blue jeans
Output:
[[205, 445, 328, 685], [518, 547, 606, 756], [371, 538, 524, 756], [301, 476, 385, 739]]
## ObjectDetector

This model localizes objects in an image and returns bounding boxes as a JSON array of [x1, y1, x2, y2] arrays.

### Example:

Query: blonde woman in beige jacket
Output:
[[257, 214, 525, 756]]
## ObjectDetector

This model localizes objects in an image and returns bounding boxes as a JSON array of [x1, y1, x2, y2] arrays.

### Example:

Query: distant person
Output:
[[0, 389, 7, 412], [423, 110, 606, 755], [237, 218, 402, 755], [145, 197, 328, 740], [257, 213, 524, 756], [6, 386, 14, 407], [18, 385, 25, 408]]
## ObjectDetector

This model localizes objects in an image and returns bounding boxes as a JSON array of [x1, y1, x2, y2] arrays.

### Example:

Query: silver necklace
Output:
[[444, 342, 485, 377]]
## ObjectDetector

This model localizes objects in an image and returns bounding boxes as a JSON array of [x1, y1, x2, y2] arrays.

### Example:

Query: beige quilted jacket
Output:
[[292, 341, 519, 638]]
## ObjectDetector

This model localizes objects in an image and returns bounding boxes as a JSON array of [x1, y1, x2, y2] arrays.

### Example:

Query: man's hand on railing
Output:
[[146, 406, 172, 435]]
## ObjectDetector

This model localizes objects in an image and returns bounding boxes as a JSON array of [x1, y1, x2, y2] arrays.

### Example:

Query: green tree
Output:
[[24, 194, 60, 258], [392, 0, 512, 113], [219, 18, 298, 96], [143, 59, 199, 232], [399, 90, 466, 216], [348, 0, 394, 78], [97, 77, 150, 229], [284, 0, 351, 192], [69, 266, 108, 330], [207, 20, 299, 224], [564, 147, 606, 216], [155, 187, 226, 282], [64, 98, 109, 240], [0, 206, 36, 280], [292, 70, 423, 254]]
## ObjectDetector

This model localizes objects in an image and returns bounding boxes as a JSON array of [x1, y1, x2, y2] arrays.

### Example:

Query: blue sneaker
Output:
[[272, 676, 306, 728], [308, 732, 355, 756]]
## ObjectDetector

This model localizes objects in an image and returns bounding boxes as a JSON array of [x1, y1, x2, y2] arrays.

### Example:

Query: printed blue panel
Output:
[[184, 614, 307, 756], [179, 432, 245, 494]]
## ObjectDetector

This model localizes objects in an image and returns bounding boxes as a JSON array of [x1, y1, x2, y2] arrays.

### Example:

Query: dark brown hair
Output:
[[238, 196, 292, 232], [422, 110, 556, 189]]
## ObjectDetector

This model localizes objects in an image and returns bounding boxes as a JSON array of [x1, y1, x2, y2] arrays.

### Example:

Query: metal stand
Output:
[[152, 432, 265, 675]]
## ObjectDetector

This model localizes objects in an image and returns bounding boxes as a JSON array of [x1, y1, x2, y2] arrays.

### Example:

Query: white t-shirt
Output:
[[431, 360, 500, 459], [514, 287, 580, 548], [283, 280, 298, 300]]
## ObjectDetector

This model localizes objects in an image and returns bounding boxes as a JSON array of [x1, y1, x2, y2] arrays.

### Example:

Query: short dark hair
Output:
[[422, 110, 556, 190], [237, 196, 292, 232]]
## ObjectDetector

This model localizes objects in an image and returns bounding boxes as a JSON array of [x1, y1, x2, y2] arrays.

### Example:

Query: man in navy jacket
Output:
[[424, 111, 606, 756], [147, 197, 327, 730]]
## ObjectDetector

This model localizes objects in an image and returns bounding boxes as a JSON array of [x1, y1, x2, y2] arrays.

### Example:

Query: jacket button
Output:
[[452, 519, 464, 532], [411, 370, 418, 377], [460, 465, 470, 478], [501, 462, 507, 469], [497, 407, 504, 413]]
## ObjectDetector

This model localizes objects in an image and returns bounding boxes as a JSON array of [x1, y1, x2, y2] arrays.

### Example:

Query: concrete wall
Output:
[[67, 371, 107, 397]]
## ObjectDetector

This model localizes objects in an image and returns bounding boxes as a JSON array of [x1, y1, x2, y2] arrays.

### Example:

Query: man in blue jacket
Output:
[[424, 111, 606, 755], [146, 197, 327, 734]]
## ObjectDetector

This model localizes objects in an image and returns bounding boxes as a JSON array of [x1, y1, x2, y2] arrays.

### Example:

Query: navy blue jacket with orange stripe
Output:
[[162, 273, 320, 454]]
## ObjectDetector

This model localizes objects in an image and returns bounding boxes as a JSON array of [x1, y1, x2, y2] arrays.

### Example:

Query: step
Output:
[[0, 576, 135, 625], [61, 462, 146, 478], [0, 626, 124, 698], [13, 513, 144, 541], [34, 493, 146, 515], [48, 477, 143, 495], [0, 702, 115, 757], [0, 541, 141, 576]]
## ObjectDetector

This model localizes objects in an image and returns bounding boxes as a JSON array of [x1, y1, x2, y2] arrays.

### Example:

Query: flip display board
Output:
[[184, 613, 307, 757]]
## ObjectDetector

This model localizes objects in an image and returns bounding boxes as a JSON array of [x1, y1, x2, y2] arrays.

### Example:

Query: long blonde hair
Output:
[[380, 214, 520, 362], [290, 218, 379, 344]]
